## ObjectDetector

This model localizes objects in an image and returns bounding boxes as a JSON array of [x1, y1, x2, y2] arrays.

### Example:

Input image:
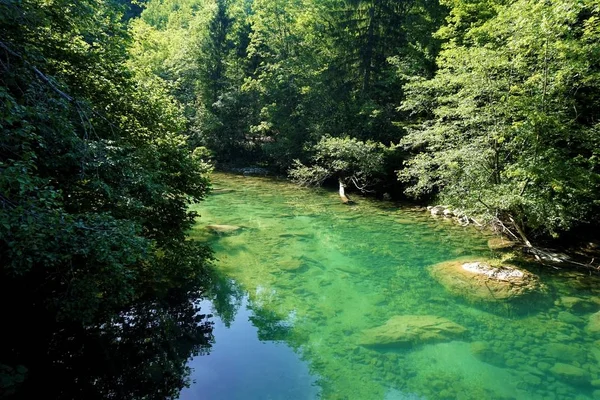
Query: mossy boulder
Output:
[[549, 363, 589, 384], [429, 259, 541, 302], [487, 237, 517, 251], [206, 224, 242, 235], [470, 341, 506, 367], [358, 315, 467, 347], [586, 311, 600, 334]]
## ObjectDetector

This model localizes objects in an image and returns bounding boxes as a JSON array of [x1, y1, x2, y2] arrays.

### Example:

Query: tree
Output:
[[319, 0, 447, 143], [1, 0, 214, 396], [400, 0, 600, 239], [289, 136, 392, 201]]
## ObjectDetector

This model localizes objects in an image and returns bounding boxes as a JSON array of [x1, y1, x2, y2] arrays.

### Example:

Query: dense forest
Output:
[[127, 0, 599, 243], [1, 0, 599, 398]]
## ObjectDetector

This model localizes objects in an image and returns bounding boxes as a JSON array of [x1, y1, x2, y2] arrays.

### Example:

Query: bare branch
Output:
[[32, 67, 74, 102]]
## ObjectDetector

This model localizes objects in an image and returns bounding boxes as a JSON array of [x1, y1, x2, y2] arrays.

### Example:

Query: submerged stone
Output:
[[522, 373, 542, 386], [557, 311, 583, 325], [549, 363, 589, 384], [429, 259, 542, 302], [470, 341, 505, 367], [358, 315, 467, 347], [277, 257, 305, 272], [586, 311, 600, 334], [405, 341, 520, 399], [558, 296, 596, 314], [545, 343, 587, 363], [206, 224, 242, 234], [487, 237, 517, 250]]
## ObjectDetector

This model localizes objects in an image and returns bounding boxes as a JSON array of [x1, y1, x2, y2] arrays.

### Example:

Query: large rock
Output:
[[586, 311, 600, 334], [549, 363, 589, 384], [470, 341, 506, 367], [558, 296, 596, 314], [545, 343, 587, 363], [429, 259, 541, 302], [206, 224, 242, 235], [358, 315, 467, 347]]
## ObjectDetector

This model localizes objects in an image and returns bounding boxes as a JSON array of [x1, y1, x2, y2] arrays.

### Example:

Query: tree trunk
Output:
[[339, 178, 351, 204]]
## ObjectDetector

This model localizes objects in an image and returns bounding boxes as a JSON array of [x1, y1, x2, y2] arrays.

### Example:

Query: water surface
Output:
[[185, 173, 600, 400]]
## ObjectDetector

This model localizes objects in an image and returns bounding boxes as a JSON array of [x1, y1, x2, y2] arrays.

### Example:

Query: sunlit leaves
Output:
[[401, 0, 600, 236]]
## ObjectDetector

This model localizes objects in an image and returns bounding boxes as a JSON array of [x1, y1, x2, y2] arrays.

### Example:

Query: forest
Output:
[[126, 0, 599, 243], [1, 0, 599, 398]]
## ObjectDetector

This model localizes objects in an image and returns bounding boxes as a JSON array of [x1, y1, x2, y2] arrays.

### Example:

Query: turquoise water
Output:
[[184, 173, 600, 400]]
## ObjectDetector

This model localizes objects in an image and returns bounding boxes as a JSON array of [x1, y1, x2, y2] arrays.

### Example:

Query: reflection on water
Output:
[[180, 297, 320, 400], [2, 287, 213, 400], [187, 173, 600, 400]]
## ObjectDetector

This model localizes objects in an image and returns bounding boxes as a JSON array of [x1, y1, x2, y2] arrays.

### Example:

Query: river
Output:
[[181, 173, 600, 400]]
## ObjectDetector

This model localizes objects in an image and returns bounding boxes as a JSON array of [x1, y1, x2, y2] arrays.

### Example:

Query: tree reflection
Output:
[[249, 307, 294, 342], [1, 288, 213, 400], [205, 271, 245, 328]]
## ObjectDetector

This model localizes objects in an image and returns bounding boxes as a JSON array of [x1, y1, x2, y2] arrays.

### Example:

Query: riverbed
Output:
[[182, 173, 600, 400]]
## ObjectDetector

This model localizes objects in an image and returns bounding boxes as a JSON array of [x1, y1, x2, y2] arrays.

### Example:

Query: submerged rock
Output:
[[470, 341, 505, 367], [206, 224, 242, 234], [544, 343, 587, 363], [586, 311, 600, 334], [277, 257, 305, 272], [429, 259, 541, 302], [549, 363, 589, 384], [557, 311, 583, 325], [557, 296, 597, 314], [358, 315, 467, 347], [487, 236, 517, 251]]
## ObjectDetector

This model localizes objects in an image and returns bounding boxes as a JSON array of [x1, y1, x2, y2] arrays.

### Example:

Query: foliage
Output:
[[400, 0, 600, 237], [0, 0, 214, 396], [289, 136, 392, 192], [130, 0, 262, 165], [130, 0, 446, 172]]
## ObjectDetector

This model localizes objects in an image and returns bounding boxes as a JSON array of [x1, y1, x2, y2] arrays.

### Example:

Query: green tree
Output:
[[289, 136, 393, 199], [321, 0, 447, 143], [400, 0, 600, 239], [1, 0, 214, 396], [241, 0, 324, 168]]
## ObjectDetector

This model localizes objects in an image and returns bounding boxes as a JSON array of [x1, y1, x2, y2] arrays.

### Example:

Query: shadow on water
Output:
[[1, 285, 214, 400]]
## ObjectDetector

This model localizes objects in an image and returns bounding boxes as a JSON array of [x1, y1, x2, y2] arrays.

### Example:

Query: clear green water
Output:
[[184, 173, 600, 400]]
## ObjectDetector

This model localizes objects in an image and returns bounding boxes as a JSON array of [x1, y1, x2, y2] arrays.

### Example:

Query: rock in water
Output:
[[549, 363, 589, 384], [205, 224, 242, 235], [430, 205, 445, 216], [586, 311, 600, 334], [429, 259, 541, 302], [487, 236, 517, 250], [358, 315, 467, 347], [558, 296, 596, 314], [470, 341, 505, 367]]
